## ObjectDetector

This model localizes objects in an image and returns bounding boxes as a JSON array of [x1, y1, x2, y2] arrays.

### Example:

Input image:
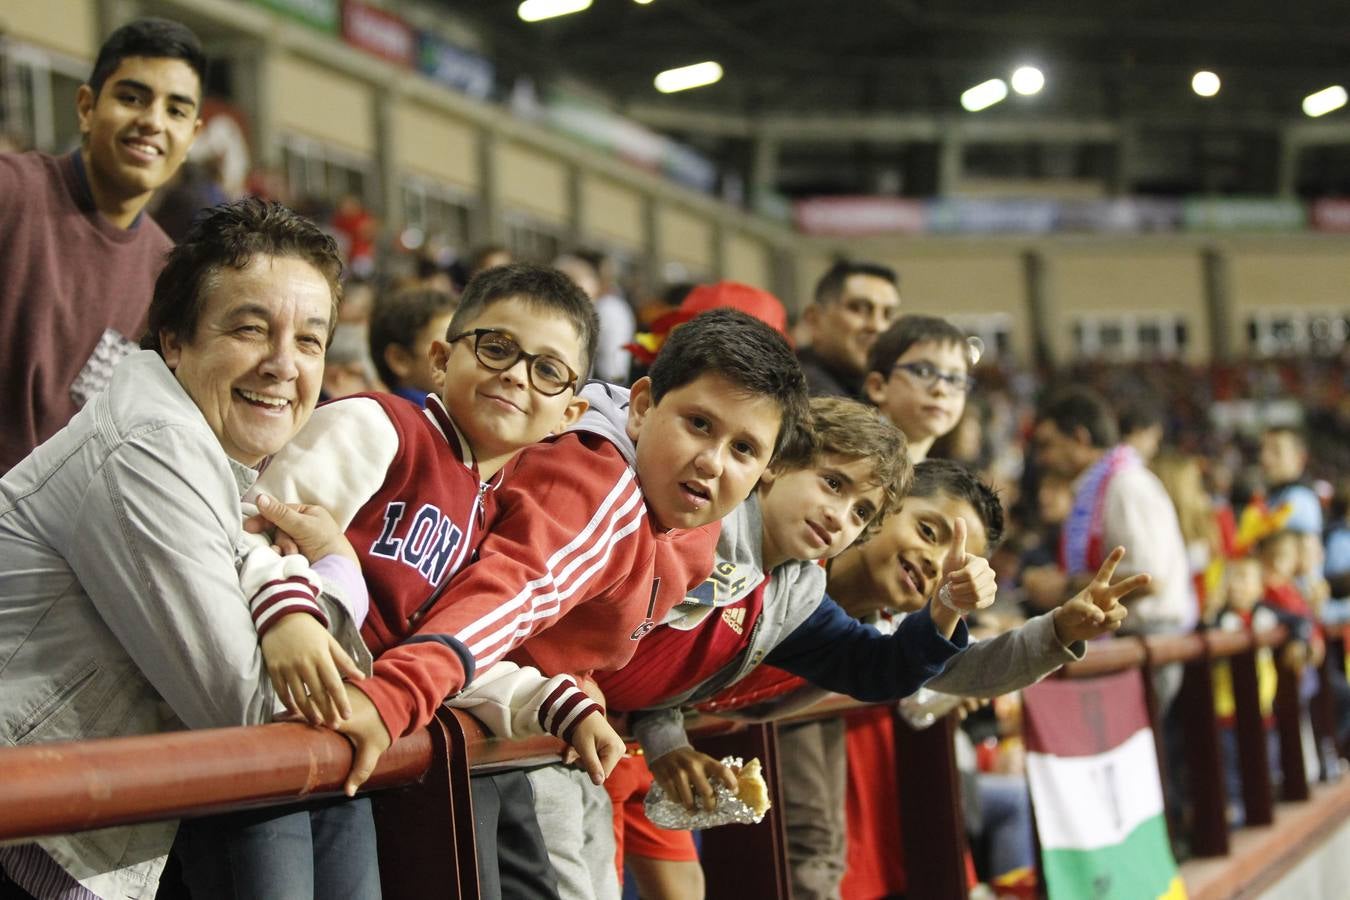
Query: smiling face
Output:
[[77, 56, 201, 214], [161, 255, 332, 467], [757, 454, 885, 568], [865, 339, 969, 451], [626, 373, 784, 531], [430, 297, 588, 475], [855, 491, 989, 611], [807, 274, 901, 378]]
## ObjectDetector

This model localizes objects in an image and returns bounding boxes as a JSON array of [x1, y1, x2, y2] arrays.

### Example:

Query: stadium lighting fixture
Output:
[[961, 78, 1008, 112], [518, 0, 592, 23], [1304, 85, 1348, 118], [1010, 66, 1044, 96], [655, 61, 723, 93], [1191, 71, 1220, 97]]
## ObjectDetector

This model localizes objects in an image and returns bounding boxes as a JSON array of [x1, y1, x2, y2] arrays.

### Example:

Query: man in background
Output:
[[0, 17, 204, 473], [795, 260, 901, 398]]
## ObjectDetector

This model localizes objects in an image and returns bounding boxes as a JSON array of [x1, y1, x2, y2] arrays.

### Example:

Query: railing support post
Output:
[[373, 708, 481, 899], [1274, 645, 1310, 802], [895, 711, 969, 899], [697, 723, 792, 900], [1229, 646, 1275, 826], [1181, 644, 1229, 856]]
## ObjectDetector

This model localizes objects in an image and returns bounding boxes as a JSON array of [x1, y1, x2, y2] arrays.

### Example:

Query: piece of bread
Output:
[[736, 758, 771, 817]]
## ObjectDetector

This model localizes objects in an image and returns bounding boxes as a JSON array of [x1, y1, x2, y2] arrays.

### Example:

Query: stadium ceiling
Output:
[[456, 1, 1350, 197]]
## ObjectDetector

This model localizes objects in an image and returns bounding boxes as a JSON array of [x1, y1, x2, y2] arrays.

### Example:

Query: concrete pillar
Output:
[[641, 194, 661, 290], [1022, 248, 1053, 369], [373, 84, 400, 223], [475, 126, 503, 245], [1275, 127, 1300, 198], [1113, 124, 1139, 196], [750, 133, 779, 210], [937, 130, 963, 197], [770, 244, 798, 319], [565, 162, 583, 248], [709, 219, 726, 280], [1202, 246, 1233, 363]]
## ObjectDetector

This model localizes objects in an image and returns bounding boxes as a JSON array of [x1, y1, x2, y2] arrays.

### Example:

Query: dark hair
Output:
[[447, 263, 599, 381], [1037, 387, 1118, 450], [867, 314, 972, 375], [908, 459, 1006, 552], [1117, 395, 1163, 436], [89, 18, 206, 97], [813, 260, 898, 307], [648, 308, 809, 462], [1262, 424, 1307, 450], [368, 288, 458, 388], [1257, 528, 1300, 557], [141, 199, 342, 354]]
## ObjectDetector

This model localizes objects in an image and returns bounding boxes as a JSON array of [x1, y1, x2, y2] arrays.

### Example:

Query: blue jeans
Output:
[[977, 774, 1035, 877], [173, 796, 380, 899]]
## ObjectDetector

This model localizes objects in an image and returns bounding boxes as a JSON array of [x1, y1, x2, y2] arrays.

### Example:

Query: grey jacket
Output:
[[632, 496, 1083, 758], [0, 351, 367, 899]]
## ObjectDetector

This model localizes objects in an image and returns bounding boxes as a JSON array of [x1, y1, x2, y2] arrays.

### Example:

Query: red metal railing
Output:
[[0, 627, 1334, 900]]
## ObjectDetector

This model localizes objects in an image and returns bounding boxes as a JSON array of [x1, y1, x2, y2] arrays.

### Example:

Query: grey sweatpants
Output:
[[527, 764, 621, 900], [778, 717, 849, 900]]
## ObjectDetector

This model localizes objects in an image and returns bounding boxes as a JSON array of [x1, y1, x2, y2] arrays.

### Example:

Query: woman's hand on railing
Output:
[[262, 613, 365, 727], [649, 746, 738, 812], [335, 687, 394, 796], [1053, 546, 1148, 645]]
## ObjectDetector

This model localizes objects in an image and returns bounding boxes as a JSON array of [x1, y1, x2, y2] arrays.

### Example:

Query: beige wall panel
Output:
[[1229, 251, 1350, 311], [1229, 250, 1350, 357], [580, 176, 643, 250], [1047, 252, 1208, 363], [392, 101, 477, 188], [724, 233, 772, 290], [498, 141, 568, 223], [0, 0, 95, 59], [658, 205, 713, 271], [273, 55, 374, 155], [886, 254, 1031, 361]]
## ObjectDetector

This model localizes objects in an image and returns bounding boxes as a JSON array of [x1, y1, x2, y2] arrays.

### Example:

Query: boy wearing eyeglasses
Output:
[[242, 263, 622, 768], [862, 314, 978, 463]]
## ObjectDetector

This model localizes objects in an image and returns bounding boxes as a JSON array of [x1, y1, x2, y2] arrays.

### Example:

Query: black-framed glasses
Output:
[[891, 361, 976, 394], [448, 328, 580, 397]]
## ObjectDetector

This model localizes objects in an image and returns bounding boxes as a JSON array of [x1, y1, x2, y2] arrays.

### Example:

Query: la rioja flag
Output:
[[1023, 669, 1186, 899]]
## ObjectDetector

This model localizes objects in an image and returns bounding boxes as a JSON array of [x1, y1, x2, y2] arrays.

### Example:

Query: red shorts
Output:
[[605, 754, 699, 877]]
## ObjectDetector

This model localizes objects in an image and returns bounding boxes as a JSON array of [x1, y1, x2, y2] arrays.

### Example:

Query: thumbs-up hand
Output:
[[928, 518, 996, 638], [936, 517, 997, 614]]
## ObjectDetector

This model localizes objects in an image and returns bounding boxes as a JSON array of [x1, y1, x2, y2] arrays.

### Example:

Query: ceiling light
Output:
[[1191, 71, 1220, 97], [1304, 85, 1347, 118], [634, 0, 654, 4], [1010, 66, 1044, 96], [655, 61, 723, 94], [518, 0, 592, 23], [961, 78, 1008, 112]]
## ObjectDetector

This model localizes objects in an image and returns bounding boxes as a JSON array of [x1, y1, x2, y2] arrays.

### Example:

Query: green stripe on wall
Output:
[[1042, 814, 1179, 900]]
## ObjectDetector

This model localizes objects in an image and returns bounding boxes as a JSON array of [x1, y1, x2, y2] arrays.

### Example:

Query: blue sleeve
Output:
[[1324, 529, 1350, 579], [763, 595, 969, 702]]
